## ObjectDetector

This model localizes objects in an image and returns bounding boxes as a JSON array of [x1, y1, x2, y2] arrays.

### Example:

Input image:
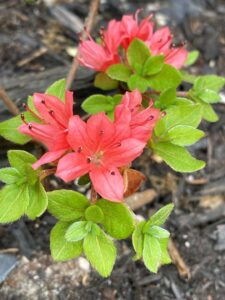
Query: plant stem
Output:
[[39, 168, 57, 181], [90, 185, 97, 204], [0, 88, 20, 115], [145, 90, 189, 98]]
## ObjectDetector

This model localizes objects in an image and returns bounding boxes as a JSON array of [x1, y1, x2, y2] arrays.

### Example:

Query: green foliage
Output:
[[201, 103, 219, 122], [143, 55, 165, 76], [47, 190, 90, 222], [154, 88, 176, 109], [0, 150, 48, 223], [83, 226, 117, 277], [132, 221, 146, 260], [143, 234, 162, 273], [78, 174, 90, 185], [94, 72, 119, 90], [45, 78, 66, 102], [148, 64, 182, 92], [65, 221, 90, 242], [147, 226, 170, 239], [107, 64, 132, 82], [50, 222, 83, 261], [96, 199, 135, 239], [128, 74, 149, 93], [185, 50, 199, 66], [127, 38, 150, 73], [85, 205, 104, 223], [144, 204, 174, 229]]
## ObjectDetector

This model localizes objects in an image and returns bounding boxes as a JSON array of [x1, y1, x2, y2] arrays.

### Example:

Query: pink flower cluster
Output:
[[78, 12, 188, 72], [19, 90, 160, 202]]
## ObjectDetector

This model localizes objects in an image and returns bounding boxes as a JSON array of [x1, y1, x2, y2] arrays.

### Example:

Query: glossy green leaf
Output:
[[159, 238, 171, 265], [65, 221, 89, 242], [85, 205, 104, 223], [155, 88, 176, 109], [47, 190, 90, 222], [132, 221, 146, 260], [143, 55, 164, 76], [45, 78, 66, 102], [83, 227, 117, 277], [148, 64, 182, 91], [26, 181, 48, 220], [0, 184, 29, 223], [8, 150, 37, 174], [143, 234, 161, 273], [107, 64, 132, 82], [128, 74, 149, 93], [147, 226, 170, 239], [0, 168, 20, 184], [185, 50, 199, 66], [94, 72, 118, 90], [50, 222, 82, 261], [96, 199, 135, 239], [194, 75, 225, 92], [145, 204, 174, 228], [127, 38, 150, 72], [82, 95, 114, 114], [198, 89, 221, 103], [201, 102, 219, 122]]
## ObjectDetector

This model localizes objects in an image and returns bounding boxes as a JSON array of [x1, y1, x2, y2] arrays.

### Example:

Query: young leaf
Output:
[[128, 74, 149, 93], [127, 38, 150, 72], [8, 150, 37, 173], [0, 184, 29, 223], [45, 78, 66, 102], [50, 222, 82, 261], [65, 221, 89, 242], [85, 205, 104, 223], [143, 55, 164, 76], [148, 64, 182, 91], [151, 142, 205, 172], [143, 234, 161, 273], [26, 181, 48, 220], [47, 190, 90, 222], [165, 125, 205, 146], [96, 199, 135, 239], [198, 89, 221, 104], [83, 227, 117, 277], [147, 225, 170, 239], [132, 221, 146, 260], [159, 238, 171, 265], [201, 102, 219, 122], [94, 72, 118, 90], [107, 64, 132, 82], [0, 168, 20, 184], [155, 88, 176, 109], [194, 75, 225, 92], [185, 50, 199, 66], [81, 95, 114, 114], [144, 204, 174, 228]]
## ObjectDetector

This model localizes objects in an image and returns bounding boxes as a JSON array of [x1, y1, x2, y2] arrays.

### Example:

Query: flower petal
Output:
[[90, 167, 124, 202], [56, 152, 90, 182], [32, 149, 66, 170]]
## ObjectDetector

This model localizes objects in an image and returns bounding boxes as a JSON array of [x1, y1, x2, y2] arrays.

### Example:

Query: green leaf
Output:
[[107, 64, 132, 82], [165, 125, 205, 146], [194, 75, 225, 92], [83, 227, 117, 277], [50, 222, 82, 261], [132, 221, 146, 260], [45, 78, 66, 102], [155, 88, 176, 109], [0, 184, 29, 223], [185, 50, 199, 66], [127, 38, 150, 72], [159, 238, 171, 265], [201, 102, 219, 122], [148, 64, 182, 92], [147, 226, 170, 239], [198, 89, 221, 104], [81, 95, 114, 114], [96, 199, 134, 239], [78, 174, 90, 185], [94, 72, 119, 90], [0, 168, 20, 184], [143, 234, 161, 273], [85, 205, 104, 223], [151, 142, 205, 172], [154, 104, 202, 137], [181, 71, 197, 84], [128, 74, 149, 93], [26, 181, 48, 220], [65, 221, 89, 242], [143, 55, 164, 76], [145, 204, 174, 228], [47, 189, 90, 222], [0, 111, 40, 145], [8, 150, 37, 172]]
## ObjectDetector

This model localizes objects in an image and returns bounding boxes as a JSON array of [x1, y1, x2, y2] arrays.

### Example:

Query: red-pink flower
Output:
[[56, 113, 145, 202], [115, 90, 160, 143], [19, 92, 73, 169], [78, 20, 121, 72]]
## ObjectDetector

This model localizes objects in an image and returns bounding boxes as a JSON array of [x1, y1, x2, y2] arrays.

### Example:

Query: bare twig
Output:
[[0, 88, 20, 116], [39, 168, 57, 181], [91, 186, 97, 204], [66, 0, 100, 90], [17, 47, 48, 68], [145, 90, 189, 98]]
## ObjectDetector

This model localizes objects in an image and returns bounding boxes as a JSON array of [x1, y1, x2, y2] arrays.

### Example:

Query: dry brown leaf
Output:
[[123, 168, 146, 197], [199, 195, 224, 209]]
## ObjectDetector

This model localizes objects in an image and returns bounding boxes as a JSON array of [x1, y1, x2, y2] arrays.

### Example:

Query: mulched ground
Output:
[[0, 1, 225, 299]]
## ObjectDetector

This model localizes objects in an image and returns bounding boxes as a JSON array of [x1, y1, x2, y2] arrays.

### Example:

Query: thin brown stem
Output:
[[39, 168, 57, 181], [145, 90, 189, 98], [66, 0, 101, 90], [0, 88, 20, 116], [90, 185, 97, 204]]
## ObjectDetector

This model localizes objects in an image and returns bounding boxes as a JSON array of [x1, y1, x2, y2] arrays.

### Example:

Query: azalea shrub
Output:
[[0, 12, 224, 277]]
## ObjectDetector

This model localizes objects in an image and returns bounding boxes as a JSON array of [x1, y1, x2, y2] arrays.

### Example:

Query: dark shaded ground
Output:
[[0, 0, 225, 299]]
